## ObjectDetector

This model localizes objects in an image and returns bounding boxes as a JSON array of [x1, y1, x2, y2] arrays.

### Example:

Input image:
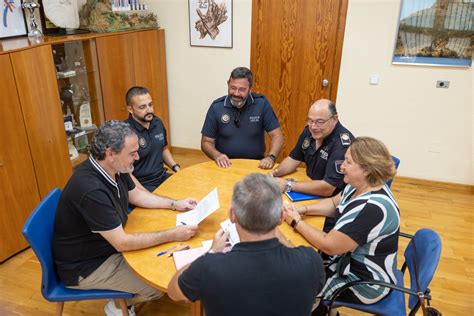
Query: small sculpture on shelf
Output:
[[22, 0, 42, 37]]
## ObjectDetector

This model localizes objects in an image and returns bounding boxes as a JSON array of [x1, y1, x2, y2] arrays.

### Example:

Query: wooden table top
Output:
[[123, 159, 324, 291]]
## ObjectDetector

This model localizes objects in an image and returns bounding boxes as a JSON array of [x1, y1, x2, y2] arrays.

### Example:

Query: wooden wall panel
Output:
[[251, 0, 348, 159], [96, 33, 136, 120], [10, 45, 72, 199], [0, 54, 41, 261], [133, 29, 170, 141]]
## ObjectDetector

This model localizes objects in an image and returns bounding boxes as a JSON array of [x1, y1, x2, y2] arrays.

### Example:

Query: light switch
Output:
[[369, 75, 379, 85]]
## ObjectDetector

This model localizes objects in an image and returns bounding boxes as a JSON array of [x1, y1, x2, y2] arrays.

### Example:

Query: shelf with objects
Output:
[[52, 39, 105, 168]]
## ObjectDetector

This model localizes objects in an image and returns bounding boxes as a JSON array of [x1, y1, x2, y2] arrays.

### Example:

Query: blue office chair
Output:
[[324, 228, 442, 316], [386, 155, 401, 188], [22, 188, 133, 316]]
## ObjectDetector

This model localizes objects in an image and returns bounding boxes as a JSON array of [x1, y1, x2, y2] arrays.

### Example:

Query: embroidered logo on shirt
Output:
[[139, 137, 147, 148], [302, 138, 311, 150], [320, 150, 328, 160], [221, 114, 230, 124], [335, 160, 344, 174], [249, 116, 260, 122], [340, 133, 351, 146], [155, 133, 165, 141]]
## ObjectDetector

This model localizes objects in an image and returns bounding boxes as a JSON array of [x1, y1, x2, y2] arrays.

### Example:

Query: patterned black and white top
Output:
[[320, 184, 400, 304]]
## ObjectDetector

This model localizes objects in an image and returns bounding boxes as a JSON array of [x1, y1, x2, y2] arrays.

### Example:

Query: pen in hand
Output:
[[156, 243, 181, 256]]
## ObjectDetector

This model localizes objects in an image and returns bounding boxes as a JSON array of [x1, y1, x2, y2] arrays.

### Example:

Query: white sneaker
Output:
[[104, 300, 136, 316]]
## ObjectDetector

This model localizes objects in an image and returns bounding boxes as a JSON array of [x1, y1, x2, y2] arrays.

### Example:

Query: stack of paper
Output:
[[220, 219, 240, 246]]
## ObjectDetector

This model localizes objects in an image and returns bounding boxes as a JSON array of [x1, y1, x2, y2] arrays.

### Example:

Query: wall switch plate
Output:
[[369, 75, 379, 85], [436, 80, 450, 88]]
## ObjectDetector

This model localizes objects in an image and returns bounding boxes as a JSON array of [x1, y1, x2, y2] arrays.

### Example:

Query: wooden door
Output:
[[133, 29, 170, 138], [0, 54, 41, 261], [96, 33, 136, 120], [251, 0, 348, 159], [11, 45, 72, 199]]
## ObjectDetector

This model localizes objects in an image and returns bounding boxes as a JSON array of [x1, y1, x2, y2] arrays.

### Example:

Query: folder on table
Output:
[[284, 191, 324, 202]]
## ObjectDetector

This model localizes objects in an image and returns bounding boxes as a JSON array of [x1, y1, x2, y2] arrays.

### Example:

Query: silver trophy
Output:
[[22, 1, 42, 37]]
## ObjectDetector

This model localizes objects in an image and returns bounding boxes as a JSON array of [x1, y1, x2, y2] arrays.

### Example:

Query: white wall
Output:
[[151, 0, 473, 185], [149, 0, 252, 148], [336, 0, 473, 185]]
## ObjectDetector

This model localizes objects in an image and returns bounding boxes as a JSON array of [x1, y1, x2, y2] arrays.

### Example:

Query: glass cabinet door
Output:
[[52, 39, 105, 168]]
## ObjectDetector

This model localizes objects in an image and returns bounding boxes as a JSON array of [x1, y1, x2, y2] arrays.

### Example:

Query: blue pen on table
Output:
[[156, 243, 181, 256], [167, 245, 191, 257], [180, 221, 187, 225]]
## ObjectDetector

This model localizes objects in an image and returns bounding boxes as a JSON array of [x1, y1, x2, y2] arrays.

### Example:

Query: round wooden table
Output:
[[123, 159, 324, 313]]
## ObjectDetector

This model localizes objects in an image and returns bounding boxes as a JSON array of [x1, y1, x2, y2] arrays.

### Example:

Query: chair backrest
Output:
[[386, 155, 401, 188], [404, 228, 442, 309], [22, 188, 62, 300]]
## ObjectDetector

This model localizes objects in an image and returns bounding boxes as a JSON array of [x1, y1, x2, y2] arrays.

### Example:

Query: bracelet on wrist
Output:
[[171, 199, 177, 210], [171, 163, 181, 172]]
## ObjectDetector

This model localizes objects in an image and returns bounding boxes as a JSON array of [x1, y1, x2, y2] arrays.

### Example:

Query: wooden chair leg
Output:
[[116, 298, 129, 316], [55, 302, 64, 316]]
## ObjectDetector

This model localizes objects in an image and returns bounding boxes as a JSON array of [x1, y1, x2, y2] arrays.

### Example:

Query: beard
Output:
[[229, 94, 248, 108], [135, 113, 154, 123]]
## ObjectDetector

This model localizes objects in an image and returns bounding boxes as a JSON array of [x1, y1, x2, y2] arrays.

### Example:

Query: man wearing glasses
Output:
[[271, 99, 354, 231], [201, 67, 284, 169]]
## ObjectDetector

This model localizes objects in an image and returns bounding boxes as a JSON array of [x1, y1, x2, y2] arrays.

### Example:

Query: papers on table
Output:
[[220, 219, 240, 247], [173, 247, 207, 270], [176, 188, 220, 226]]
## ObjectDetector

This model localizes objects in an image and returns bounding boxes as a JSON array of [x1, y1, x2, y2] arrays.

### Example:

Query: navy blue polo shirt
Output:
[[290, 121, 354, 196], [201, 93, 280, 159], [125, 115, 169, 191], [178, 238, 325, 316]]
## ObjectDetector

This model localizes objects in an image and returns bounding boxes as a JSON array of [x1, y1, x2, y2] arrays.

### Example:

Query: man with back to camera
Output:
[[124, 86, 181, 192], [201, 67, 284, 169], [271, 99, 354, 232], [53, 121, 198, 316], [167, 173, 325, 316]]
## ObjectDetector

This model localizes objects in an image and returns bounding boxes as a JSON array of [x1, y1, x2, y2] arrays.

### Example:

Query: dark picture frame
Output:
[[188, 0, 233, 48], [0, 0, 27, 39]]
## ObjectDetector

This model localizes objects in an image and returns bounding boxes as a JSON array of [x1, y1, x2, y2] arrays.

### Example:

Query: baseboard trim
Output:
[[170, 147, 473, 193]]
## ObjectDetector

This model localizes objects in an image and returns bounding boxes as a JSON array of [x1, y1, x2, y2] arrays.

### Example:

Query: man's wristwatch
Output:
[[268, 154, 276, 162], [171, 163, 181, 172], [290, 218, 300, 229], [284, 178, 295, 192]]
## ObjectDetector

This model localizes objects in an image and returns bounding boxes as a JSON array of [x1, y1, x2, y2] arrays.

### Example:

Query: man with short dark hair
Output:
[[124, 86, 180, 192], [201, 67, 284, 169], [272, 99, 354, 232], [168, 173, 325, 316], [53, 120, 198, 315]]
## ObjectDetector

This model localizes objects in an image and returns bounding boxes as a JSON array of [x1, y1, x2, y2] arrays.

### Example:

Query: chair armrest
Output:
[[326, 279, 431, 310]]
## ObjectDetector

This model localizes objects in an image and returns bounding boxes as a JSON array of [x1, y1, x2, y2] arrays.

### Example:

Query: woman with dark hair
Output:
[[284, 136, 399, 314]]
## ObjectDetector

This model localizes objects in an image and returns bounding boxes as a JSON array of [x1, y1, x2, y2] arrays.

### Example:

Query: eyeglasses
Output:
[[307, 115, 334, 127]]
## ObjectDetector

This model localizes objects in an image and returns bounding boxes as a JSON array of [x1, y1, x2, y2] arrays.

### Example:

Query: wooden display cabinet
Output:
[[51, 39, 105, 167]]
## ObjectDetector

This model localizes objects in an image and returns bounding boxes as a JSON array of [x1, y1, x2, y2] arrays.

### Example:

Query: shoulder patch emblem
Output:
[[340, 133, 351, 146], [302, 138, 311, 150], [335, 160, 344, 174], [139, 137, 147, 148], [221, 113, 230, 124]]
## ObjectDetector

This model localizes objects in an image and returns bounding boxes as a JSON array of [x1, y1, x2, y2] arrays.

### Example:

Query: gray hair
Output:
[[126, 86, 150, 106], [91, 120, 136, 160], [232, 173, 282, 234], [229, 67, 253, 87]]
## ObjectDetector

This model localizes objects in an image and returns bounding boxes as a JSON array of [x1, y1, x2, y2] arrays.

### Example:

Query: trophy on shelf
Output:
[[22, 0, 42, 37]]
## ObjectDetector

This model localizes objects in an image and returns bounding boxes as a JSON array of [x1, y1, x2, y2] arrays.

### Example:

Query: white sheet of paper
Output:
[[201, 240, 213, 252], [176, 188, 220, 226], [220, 219, 240, 246]]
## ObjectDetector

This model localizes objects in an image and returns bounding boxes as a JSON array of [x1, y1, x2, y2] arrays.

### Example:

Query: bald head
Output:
[[307, 99, 338, 141], [309, 99, 337, 116]]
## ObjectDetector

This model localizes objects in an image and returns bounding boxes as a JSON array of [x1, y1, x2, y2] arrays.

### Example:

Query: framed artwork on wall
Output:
[[392, 0, 473, 67], [1, 0, 27, 39], [188, 0, 233, 48]]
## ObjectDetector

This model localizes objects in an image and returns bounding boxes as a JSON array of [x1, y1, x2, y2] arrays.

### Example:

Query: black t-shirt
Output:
[[290, 122, 354, 195], [124, 115, 169, 190], [178, 238, 325, 316], [53, 157, 135, 286]]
